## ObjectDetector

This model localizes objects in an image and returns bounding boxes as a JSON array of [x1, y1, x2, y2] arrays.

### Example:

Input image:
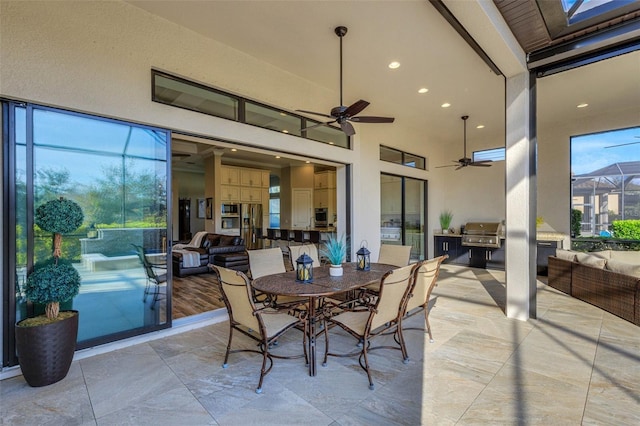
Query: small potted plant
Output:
[[321, 233, 347, 276], [439, 210, 453, 234], [15, 197, 84, 387]]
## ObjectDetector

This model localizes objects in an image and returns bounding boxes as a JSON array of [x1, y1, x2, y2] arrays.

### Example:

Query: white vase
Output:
[[442, 228, 449, 234], [329, 264, 343, 276]]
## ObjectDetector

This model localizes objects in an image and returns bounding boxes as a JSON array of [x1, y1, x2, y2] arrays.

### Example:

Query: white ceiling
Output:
[[128, 0, 639, 168]]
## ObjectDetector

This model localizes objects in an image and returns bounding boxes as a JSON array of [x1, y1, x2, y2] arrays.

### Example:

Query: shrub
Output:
[[25, 258, 81, 305], [571, 209, 582, 237], [611, 220, 640, 240]]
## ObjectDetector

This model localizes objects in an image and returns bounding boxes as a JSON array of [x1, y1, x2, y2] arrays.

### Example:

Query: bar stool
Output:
[[293, 230, 305, 245], [278, 229, 291, 261], [266, 228, 276, 248]]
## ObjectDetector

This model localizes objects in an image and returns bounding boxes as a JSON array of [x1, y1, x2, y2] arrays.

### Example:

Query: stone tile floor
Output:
[[1, 265, 639, 425]]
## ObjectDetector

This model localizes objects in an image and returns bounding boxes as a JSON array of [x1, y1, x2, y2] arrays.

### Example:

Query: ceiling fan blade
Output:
[[296, 109, 334, 119], [340, 121, 356, 136], [455, 164, 465, 170], [435, 164, 458, 168], [350, 116, 395, 123], [343, 99, 370, 117], [470, 162, 493, 167], [301, 121, 336, 132]]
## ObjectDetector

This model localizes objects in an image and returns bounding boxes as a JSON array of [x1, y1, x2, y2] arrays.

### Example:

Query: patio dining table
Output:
[[252, 262, 394, 376]]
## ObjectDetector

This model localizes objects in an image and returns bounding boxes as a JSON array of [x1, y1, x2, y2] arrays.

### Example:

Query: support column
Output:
[[505, 71, 537, 320]]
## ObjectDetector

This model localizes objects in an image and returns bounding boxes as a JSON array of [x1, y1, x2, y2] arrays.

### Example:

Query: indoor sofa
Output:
[[548, 249, 640, 326], [172, 233, 246, 277]]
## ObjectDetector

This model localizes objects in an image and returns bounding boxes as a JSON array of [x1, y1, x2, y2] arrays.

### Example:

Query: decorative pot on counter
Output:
[[329, 264, 343, 276]]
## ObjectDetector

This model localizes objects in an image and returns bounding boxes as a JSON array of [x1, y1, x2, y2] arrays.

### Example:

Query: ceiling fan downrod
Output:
[[335, 26, 348, 108]]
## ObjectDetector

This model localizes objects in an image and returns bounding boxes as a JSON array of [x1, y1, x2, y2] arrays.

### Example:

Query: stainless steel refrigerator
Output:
[[241, 203, 262, 250]]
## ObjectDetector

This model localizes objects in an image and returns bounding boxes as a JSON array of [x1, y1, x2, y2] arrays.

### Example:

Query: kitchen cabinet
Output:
[[434, 236, 505, 270], [241, 169, 263, 187], [261, 171, 270, 188], [536, 239, 560, 275], [221, 166, 240, 185], [380, 181, 401, 214], [240, 187, 262, 203], [434, 236, 468, 264], [220, 185, 240, 202], [314, 171, 335, 189]]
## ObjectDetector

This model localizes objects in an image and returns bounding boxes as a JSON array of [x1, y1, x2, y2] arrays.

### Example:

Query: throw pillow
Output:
[[555, 249, 577, 262], [605, 259, 640, 278], [590, 250, 611, 260], [575, 252, 607, 269]]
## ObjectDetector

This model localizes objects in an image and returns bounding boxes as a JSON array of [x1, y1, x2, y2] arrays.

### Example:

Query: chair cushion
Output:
[[590, 250, 611, 260], [331, 311, 369, 336], [609, 250, 640, 264]]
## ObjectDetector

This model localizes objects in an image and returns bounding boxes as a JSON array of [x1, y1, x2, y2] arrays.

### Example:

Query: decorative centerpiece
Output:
[[439, 210, 453, 234], [295, 252, 314, 283], [321, 233, 347, 277], [15, 197, 84, 387], [356, 241, 371, 271]]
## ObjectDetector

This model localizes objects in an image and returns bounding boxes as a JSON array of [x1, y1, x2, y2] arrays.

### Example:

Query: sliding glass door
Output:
[[380, 173, 427, 261], [4, 102, 170, 367]]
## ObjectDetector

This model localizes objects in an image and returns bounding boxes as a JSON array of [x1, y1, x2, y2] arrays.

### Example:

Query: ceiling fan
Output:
[[297, 26, 395, 137], [436, 115, 492, 170]]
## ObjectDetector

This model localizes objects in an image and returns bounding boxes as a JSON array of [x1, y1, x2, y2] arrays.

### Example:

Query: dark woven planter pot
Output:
[[15, 310, 79, 387]]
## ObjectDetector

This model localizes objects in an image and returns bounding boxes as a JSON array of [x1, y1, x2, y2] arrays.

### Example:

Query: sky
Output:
[[571, 126, 640, 175]]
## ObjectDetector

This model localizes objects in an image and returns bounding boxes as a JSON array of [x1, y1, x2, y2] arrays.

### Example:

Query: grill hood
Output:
[[461, 222, 502, 248]]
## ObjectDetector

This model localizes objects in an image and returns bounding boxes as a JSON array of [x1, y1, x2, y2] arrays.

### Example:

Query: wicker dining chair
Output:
[[402, 255, 447, 342], [211, 265, 306, 394], [322, 262, 421, 390]]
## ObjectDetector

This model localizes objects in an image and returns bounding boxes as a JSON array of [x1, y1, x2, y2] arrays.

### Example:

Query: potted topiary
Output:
[[15, 197, 84, 387], [321, 233, 347, 276], [439, 210, 453, 234]]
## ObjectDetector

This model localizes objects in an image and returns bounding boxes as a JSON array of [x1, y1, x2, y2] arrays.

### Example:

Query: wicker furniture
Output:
[[548, 256, 640, 326]]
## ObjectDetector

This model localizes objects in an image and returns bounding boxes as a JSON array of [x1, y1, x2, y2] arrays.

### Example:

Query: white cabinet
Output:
[[381, 181, 401, 214], [315, 189, 329, 208], [241, 169, 263, 187], [220, 185, 240, 202], [221, 166, 240, 185], [314, 171, 336, 189], [240, 187, 262, 203]]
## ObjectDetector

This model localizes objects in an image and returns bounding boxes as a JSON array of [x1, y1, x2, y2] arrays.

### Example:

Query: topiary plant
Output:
[[25, 198, 83, 321]]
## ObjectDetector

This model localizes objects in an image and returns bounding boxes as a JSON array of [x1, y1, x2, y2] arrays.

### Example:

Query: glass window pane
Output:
[[473, 147, 505, 162], [245, 102, 302, 136], [306, 122, 349, 148], [404, 178, 425, 261], [404, 153, 425, 169], [30, 107, 169, 345], [380, 174, 403, 246], [153, 73, 238, 120], [380, 146, 402, 164]]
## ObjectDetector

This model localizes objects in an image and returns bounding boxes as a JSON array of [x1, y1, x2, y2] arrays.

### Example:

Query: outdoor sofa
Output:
[[548, 249, 640, 326]]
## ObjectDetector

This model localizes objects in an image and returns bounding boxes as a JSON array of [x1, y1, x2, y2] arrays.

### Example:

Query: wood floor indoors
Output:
[[172, 272, 224, 319]]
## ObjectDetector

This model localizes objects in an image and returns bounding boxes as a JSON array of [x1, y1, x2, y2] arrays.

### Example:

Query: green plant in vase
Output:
[[321, 233, 347, 276], [439, 210, 453, 233], [16, 197, 84, 387]]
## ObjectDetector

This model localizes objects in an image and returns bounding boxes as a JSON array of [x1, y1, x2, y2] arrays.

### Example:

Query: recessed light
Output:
[[282, 129, 289, 134], [231, 148, 237, 152], [418, 88, 429, 94], [476, 125, 485, 129], [329, 142, 334, 145], [577, 103, 589, 108], [441, 103, 451, 108], [388, 61, 400, 69], [305, 161, 310, 164], [275, 156, 281, 159], [280, 112, 287, 116]]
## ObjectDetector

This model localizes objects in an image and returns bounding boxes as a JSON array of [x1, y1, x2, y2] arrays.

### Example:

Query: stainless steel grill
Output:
[[461, 222, 502, 248]]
